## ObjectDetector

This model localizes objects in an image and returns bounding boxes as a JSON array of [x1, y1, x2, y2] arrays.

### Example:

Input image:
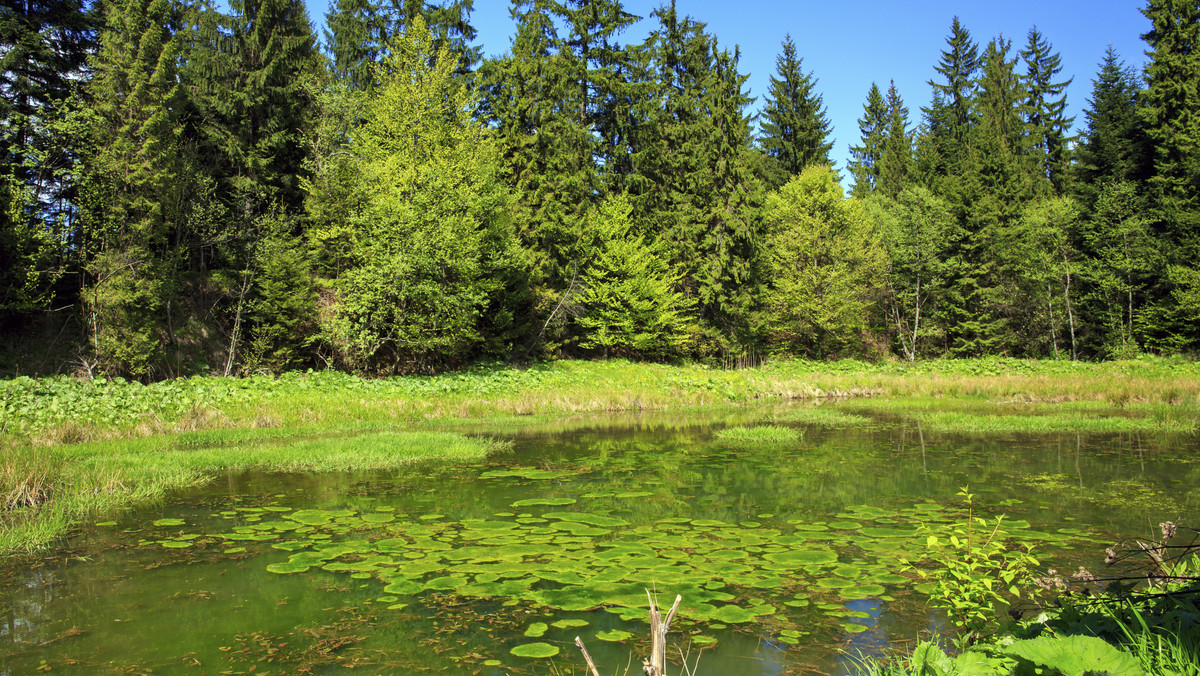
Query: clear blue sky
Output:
[[304, 0, 1152, 170]]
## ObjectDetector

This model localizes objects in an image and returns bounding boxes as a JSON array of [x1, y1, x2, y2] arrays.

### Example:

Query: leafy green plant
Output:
[[904, 487, 1041, 646]]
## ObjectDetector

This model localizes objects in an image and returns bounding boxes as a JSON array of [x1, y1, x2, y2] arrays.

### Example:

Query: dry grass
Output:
[[1, 449, 54, 510]]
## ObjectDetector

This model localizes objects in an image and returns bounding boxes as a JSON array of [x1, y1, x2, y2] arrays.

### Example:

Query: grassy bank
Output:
[[2, 356, 1199, 554], [1, 430, 505, 553], [4, 356, 1200, 445]]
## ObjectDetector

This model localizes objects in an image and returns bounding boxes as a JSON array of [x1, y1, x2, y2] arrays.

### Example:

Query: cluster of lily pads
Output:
[[135, 471, 1093, 664]]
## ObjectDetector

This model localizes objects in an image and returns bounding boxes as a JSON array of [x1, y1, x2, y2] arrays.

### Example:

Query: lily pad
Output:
[[511, 498, 578, 507], [509, 642, 560, 658], [552, 619, 590, 630], [153, 518, 186, 527], [596, 629, 634, 642], [763, 548, 839, 567], [524, 622, 549, 638]]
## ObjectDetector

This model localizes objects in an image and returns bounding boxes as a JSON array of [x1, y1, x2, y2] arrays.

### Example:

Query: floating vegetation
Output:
[[129, 490, 1095, 666], [509, 642, 560, 658], [714, 425, 801, 444], [595, 629, 633, 642]]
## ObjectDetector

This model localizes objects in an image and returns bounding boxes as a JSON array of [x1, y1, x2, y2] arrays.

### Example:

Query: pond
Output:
[[2, 402, 1197, 674]]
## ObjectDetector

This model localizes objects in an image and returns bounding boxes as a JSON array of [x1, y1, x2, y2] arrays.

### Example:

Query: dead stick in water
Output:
[[575, 636, 601, 676]]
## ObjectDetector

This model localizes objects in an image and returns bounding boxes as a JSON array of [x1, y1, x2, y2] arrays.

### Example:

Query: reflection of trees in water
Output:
[[1, 565, 63, 648]]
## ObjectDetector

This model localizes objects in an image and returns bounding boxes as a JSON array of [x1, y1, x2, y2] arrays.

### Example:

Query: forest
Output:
[[1, 0, 1198, 379]]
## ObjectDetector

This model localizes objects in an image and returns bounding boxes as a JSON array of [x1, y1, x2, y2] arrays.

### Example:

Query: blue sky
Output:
[[304, 0, 1152, 170]]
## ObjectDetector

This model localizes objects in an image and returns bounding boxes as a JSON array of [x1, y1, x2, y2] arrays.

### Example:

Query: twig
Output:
[[574, 637, 601, 676]]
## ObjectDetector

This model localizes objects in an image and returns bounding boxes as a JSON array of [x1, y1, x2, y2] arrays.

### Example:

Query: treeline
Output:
[[1, 0, 1198, 378]]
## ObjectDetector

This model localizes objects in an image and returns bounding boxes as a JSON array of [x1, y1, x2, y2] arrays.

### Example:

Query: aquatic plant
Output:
[[903, 487, 1041, 646], [713, 425, 801, 444]]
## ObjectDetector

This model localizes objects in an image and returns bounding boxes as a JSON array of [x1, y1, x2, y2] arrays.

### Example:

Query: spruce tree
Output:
[[952, 35, 1036, 356], [0, 0, 96, 322], [555, 0, 640, 181], [929, 17, 979, 138], [759, 35, 832, 187], [1139, 0, 1200, 260], [477, 0, 598, 354], [1139, 0, 1200, 350], [918, 17, 979, 189], [324, 0, 480, 91], [1021, 26, 1074, 194], [193, 0, 321, 216], [877, 81, 912, 199], [0, 0, 95, 186], [847, 83, 887, 198], [79, 0, 194, 376], [574, 195, 695, 358], [1074, 46, 1149, 197], [628, 3, 763, 351]]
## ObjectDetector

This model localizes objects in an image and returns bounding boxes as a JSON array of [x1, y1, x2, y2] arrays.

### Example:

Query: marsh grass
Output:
[[714, 425, 801, 444], [0, 431, 505, 553], [1, 448, 54, 510], [764, 405, 874, 427], [839, 396, 1199, 434]]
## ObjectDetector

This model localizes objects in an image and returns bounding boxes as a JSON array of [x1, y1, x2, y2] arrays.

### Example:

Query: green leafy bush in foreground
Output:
[[857, 510, 1200, 676]]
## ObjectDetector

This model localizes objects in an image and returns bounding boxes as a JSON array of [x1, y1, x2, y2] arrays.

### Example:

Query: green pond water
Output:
[[2, 402, 1197, 675]]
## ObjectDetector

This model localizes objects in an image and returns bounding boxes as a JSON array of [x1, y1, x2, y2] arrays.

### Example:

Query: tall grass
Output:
[[0, 431, 506, 553]]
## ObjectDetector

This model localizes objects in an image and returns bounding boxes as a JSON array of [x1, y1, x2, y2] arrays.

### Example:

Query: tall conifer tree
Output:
[[759, 35, 832, 188], [194, 0, 321, 216], [847, 83, 887, 197], [628, 2, 763, 351], [1021, 27, 1074, 194], [1139, 0, 1200, 350], [1139, 0, 1200, 258], [79, 0, 195, 375], [1074, 46, 1149, 196], [877, 81, 912, 198], [324, 0, 479, 91]]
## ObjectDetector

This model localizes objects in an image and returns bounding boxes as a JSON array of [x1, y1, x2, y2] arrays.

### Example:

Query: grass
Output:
[[840, 396, 1200, 434], [2, 356, 1199, 554], [714, 424, 802, 444], [0, 430, 506, 553]]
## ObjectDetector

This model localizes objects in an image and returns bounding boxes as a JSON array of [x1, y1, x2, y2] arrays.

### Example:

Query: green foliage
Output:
[[1000, 196, 1082, 359], [1140, 0, 1200, 261], [905, 487, 1040, 646], [1074, 47, 1149, 203], [82, 247, 165, 378], [627, 4, 763, 353], [863, 635, 1143, 676], [574, 195, 695, 358], [0, 0, 96, 231], [866, 187, 952, 360], [1139, 0, 1200, 351], [322, 17, 519, 372], [192, 0, 321, 216], [713, 424, 800, 444], [245, 214, 317, 373], [1078, 181, 1161, 358], [763, 166, 886, 357], [324, 0, 480, 91], [0, 170, 58, 315]]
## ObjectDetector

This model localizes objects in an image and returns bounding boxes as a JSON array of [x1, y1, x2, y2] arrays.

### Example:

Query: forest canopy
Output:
[[1, 0, 1198, 378]]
